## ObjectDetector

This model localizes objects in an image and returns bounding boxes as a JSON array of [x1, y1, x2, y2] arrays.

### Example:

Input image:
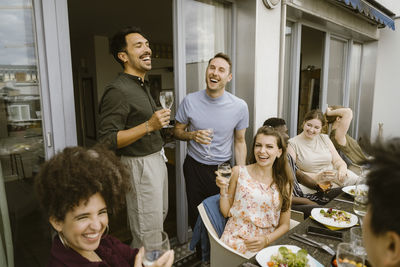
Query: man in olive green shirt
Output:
[[98, 26, 170, 248]]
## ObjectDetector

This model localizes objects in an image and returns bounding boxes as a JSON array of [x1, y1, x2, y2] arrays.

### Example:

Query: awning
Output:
[[334, 0, 395, 30]]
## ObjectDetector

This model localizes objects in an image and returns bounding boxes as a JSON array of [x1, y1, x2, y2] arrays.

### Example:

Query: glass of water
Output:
[[160, 91, 174, 110], [218, 163, 232, 197], [204, 128, 214, 159], [353, 173, 368, 217], [350, 227, 367, 260], [142, 231, 170, 267]]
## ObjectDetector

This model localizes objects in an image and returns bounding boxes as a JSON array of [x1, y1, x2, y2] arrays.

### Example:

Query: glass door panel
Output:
[[185, 0, 232, 94], [0, 1, 50, 266], [327, 37, 348, 106], [282, 22, 293, 127], [297, 26, 324, 133], [174, 0, 233, 243], [348, 42, 362, 137]]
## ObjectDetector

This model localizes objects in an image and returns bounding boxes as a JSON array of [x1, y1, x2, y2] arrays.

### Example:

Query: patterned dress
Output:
[[220, 166, 281, 257]]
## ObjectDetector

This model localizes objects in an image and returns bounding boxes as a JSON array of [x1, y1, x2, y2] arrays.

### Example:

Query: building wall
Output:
[[253, 1, 281, 130], [370, 1, 400, 140]]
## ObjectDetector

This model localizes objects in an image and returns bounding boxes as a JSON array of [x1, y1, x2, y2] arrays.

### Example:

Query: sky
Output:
[[0, 0, 37, 66]]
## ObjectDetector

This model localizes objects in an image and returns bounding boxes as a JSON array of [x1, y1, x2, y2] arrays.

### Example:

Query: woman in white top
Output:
[[287, 109, 358, 192]]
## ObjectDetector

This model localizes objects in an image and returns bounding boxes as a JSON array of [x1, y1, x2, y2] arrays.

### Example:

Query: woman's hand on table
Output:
[[244, 236, 269, 252], [134, 247, 175, 267]]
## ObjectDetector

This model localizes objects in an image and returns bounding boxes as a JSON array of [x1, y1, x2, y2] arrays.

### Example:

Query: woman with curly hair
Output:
[[35, 145, 174, 267], [216, 126, 293, 257]]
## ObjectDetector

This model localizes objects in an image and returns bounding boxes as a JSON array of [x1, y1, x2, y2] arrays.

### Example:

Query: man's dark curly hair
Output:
[[366, 138, 400, 236], [109, 26, 147, 68], [263, 117, 286, 128], [35, 145, 131, 222]]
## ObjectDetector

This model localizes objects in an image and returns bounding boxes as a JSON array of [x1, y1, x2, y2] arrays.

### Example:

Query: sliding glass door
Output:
[[283, 21, 362, 138], [173, 0, 234, 243]]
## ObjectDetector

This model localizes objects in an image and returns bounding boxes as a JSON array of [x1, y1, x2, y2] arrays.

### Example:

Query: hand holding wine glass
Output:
[[218, 163, 232, 197], [317, 169, 336, 202], [142, 231, 171, 267]]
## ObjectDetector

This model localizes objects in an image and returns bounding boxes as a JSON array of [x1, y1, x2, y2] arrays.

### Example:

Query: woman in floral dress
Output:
[[217, 126, 293, 257]]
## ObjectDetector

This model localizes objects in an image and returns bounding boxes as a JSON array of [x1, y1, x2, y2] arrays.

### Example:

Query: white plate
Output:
[[343, 185, 369, 197], [256, 245, 317, 267], [311, 208, 358, 228], [342, 185, 356, 196]]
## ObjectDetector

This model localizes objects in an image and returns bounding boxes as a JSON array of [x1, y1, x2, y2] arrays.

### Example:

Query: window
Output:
[[185, 0, 232, 94]]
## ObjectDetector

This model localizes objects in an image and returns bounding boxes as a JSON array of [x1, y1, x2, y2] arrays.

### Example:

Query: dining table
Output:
[[239, 191, 360, 267]]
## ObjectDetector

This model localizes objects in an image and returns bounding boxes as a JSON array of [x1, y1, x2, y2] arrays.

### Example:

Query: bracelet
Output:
[[265, 235, 270, 246], [145, 121, 151, 136]]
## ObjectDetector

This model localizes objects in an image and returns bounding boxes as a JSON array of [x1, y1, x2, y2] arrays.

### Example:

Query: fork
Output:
[[292, 233, 336, 255]]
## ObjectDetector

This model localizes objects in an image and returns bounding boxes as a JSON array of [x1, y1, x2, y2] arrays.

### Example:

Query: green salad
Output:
[[267, 246, 310, 267]]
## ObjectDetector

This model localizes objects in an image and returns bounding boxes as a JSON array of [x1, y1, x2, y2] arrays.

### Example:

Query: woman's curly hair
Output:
[[35, 145, 131, 221], [248, 126, 294, 212]]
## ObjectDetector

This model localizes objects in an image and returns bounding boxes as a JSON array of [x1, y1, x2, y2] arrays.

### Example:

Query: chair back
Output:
[[198, 203, 301, 267], [198, 203, 252, 267]]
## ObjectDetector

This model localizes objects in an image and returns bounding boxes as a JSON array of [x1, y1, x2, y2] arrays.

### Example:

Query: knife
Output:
[[289, 234, 319, 248], [292, 233, 336, 255], [334, 198, 354, 204]]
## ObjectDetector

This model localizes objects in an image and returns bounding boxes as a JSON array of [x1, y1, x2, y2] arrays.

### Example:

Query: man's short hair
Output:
[[208, 52, 232, 73], [109, 26, 146, 68], [366, 138, 400, 236], [263, 117, 286, 128]]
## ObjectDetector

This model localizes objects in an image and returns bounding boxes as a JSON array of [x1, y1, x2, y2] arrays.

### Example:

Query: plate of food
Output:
[[256, 245, 318, 267], [343, 185, 369, 197], [342, 185, 356, 196], [311, 208, 358, 229]]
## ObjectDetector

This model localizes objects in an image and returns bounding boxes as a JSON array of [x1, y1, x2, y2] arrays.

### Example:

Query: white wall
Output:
[[253, 1, 282, 129], [370, 5, 400, 140]]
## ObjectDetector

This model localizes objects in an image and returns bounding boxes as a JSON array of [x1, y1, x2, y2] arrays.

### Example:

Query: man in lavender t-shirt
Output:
[[174, 53, 249, 231]]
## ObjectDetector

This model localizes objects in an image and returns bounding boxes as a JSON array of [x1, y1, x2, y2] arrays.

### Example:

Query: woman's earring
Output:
[[102, 225, 109, 238], [58, 232, 69, 248]]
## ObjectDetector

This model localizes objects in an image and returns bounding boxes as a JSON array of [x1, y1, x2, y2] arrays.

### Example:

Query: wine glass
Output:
[[317, 169, 337, 203], [142, 231, 170, 267], [159, 91, 173, 128], [204, 128, 214, 159], [218, 163, 232, 197], [336, 242, 364, 267], [160, 91, 174, 110]]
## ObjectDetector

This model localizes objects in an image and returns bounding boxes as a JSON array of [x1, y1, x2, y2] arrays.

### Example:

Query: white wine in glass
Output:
[[160, 91, 174, 110], [142, 231, 170, 267], [218, 163, 232, 197]]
